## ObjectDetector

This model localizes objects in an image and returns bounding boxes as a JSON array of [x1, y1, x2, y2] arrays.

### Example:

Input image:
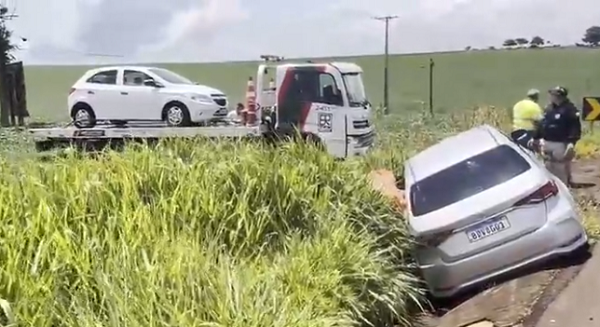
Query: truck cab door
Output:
[[274, 65, 348, 157]]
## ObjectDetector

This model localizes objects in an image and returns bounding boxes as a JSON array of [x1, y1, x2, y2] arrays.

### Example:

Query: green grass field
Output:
[[24, 48, 600, 121], [1, 48, 600, 326]]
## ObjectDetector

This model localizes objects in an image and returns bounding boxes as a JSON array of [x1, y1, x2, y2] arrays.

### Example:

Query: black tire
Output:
[[162, 102, 192, 127], [303, 133, 325, 150], [71, 103, 96, 128], [35, 140, 55, 152]]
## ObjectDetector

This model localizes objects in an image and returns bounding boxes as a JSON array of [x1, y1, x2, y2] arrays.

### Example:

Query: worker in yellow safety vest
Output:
[[511, 89, 544, 150]]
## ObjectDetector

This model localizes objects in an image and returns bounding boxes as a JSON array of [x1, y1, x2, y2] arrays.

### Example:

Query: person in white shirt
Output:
[[227, 103, 244, 124]]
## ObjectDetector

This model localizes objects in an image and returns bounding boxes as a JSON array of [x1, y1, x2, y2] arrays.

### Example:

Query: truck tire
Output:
[[71, 103, 96, 128], [162, 102, 192, 127], [303, 133, 325, 150]]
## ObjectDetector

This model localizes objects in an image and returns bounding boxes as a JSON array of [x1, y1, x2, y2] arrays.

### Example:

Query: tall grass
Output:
[[1, 105, 597, 326], [0, 139, 423, 326]]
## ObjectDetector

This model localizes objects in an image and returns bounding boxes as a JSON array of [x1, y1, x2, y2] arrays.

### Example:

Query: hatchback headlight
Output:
[[185, 93, 213, 104]]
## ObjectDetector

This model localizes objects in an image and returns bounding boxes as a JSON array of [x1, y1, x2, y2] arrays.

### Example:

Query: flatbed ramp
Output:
[[29, 125, 263, 139], [28, 123, 269, 152]]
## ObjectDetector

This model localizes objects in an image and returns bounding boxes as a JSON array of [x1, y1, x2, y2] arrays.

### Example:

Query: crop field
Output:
[[24, 48, 600, 121], [0, 48, 599, 326]]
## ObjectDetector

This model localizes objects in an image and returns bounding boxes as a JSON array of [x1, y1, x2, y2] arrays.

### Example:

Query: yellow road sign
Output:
[[583, 97, 600, 121]]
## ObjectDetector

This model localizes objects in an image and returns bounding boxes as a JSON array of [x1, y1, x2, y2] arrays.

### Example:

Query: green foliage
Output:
[[530, 36, 545, 45], [0, 138, 425, 326], [514, 38, 528, 45], [583, 26, 600, 45], [503, 39, 517, 47], [0, 15, 15, 64]]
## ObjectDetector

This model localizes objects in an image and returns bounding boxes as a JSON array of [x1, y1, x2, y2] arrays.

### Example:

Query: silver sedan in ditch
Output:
[[404, 124, 588, 298]]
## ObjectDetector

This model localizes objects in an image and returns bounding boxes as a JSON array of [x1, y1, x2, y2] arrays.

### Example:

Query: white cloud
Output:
[[138, 0, 248, 62], [8, 0, 600, 65]]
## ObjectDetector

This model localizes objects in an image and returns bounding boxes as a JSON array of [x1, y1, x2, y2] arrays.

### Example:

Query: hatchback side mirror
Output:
[[144, 79, 162, 87]]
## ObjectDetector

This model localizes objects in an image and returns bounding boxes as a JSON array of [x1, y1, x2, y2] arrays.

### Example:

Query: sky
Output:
[[5, 0, 600, 65]]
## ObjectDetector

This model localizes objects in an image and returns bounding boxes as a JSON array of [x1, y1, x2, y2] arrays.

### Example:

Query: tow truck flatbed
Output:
[[29, 123, 268, 151], [30, 124, 264, 139]]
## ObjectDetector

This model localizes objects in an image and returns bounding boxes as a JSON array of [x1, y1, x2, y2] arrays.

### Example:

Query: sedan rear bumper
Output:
[[419, 210, 587, 298]]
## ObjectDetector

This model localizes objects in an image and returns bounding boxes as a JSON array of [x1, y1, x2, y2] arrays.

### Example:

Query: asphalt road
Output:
[[535, 244, 600, 327]]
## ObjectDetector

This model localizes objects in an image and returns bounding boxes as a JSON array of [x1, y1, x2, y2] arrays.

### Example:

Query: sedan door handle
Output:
[[121, 92, 128, 95], [87, 90, 94, 94]]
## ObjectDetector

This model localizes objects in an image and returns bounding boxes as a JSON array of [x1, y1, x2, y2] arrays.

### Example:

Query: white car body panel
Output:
[[67, 66, 228, 124], [405, 125, 587, 298]]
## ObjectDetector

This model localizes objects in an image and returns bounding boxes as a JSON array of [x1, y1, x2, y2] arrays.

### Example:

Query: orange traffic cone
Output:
[[245, 76, 257, 126]]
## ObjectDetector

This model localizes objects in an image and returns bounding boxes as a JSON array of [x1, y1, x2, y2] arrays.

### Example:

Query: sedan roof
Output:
[[405, 125, 506, 182]]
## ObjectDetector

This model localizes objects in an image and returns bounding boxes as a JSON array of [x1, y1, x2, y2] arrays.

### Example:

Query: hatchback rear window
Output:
[[409, 145, 531, 216]]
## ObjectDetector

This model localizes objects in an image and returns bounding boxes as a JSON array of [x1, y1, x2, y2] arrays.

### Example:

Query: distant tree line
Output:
[[501, 26, 600, 49], [464, 26, 600, 51], [501, 36, 547, 47]]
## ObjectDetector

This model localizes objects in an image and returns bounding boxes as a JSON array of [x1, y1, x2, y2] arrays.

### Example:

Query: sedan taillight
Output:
[[514, 181, 558, 206], [416, 230, 453, 247]]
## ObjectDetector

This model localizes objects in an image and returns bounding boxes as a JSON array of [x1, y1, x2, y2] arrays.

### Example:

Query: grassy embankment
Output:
[[0, 106, 598, 326]]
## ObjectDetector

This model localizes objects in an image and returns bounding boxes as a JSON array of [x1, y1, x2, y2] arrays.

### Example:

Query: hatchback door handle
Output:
[[121, 92, 128, 95], [87, 90, 94, 94]]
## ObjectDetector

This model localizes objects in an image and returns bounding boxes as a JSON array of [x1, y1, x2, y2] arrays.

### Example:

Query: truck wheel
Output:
[[303, 133, 325, 150], [71, 104, 96, 128], [163, 102, 191, 127]]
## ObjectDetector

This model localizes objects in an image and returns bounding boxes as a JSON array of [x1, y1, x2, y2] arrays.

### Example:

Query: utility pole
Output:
[[373, 15, 397, 115]]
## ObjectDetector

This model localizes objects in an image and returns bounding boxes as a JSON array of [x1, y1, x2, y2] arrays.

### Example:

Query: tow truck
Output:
[[29, 60, 375, 158]]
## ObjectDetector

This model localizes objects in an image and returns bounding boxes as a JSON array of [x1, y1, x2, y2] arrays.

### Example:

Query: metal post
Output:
[[429, 58, 434, 116], [0, 58, 8, 126], [383, 18, 389, 114], [373, 15, 397, 115]]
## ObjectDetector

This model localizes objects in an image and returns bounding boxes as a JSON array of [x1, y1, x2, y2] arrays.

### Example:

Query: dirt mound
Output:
[[369, 169, 406, 211]]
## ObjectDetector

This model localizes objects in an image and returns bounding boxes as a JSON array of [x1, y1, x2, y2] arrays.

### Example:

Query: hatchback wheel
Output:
[[72, 105, 96, 128], [163, 103, 191, 127]]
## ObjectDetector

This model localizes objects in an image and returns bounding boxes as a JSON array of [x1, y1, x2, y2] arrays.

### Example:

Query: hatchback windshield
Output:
[[342, 73, 367, 107], [149, 68, 194, 85], [409, 145, 531, 216]]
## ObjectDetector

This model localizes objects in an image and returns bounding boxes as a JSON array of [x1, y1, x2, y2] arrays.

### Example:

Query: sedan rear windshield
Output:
[[409, 145, 531, 216]]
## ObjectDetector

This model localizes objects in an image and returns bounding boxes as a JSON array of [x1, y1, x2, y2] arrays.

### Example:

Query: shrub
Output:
[[0, 139, 423, 326]]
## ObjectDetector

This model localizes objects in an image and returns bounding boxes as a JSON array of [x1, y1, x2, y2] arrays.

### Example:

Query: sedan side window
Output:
[[87, 70, 117, 84], [123, 70, 154, 86]]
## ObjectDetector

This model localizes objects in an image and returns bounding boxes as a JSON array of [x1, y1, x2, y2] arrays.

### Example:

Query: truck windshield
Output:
[[342, 73, 368, 107], [149, 68, 194, 85]]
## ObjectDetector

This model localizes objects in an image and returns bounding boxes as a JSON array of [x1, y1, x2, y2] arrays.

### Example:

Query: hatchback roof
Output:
[[406, 125, 508, 181]]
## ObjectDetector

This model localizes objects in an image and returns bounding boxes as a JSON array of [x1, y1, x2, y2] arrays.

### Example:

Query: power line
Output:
[[373, 15, 397, 114]]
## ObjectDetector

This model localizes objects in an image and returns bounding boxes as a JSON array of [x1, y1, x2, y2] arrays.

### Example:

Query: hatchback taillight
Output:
[[69, 88, 76, 95], [514, 181, 558, 206]]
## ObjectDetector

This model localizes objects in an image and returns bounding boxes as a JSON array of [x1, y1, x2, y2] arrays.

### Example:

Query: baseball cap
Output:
[[526, 88, 540, 96], [549, 86, 568, 97]]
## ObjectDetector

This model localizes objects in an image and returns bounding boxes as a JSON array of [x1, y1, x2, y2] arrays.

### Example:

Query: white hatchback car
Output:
[[68, 66, 229, 127], [405, 125, 588, 298]]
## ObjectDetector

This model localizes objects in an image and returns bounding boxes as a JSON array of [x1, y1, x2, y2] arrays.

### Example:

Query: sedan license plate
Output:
[[466, 217, 511, 242]]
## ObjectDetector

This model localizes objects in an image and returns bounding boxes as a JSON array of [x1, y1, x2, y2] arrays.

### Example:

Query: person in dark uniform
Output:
[[539, 86, 581, 186]]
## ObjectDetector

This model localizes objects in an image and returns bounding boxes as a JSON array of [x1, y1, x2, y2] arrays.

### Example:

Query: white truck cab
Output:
[[68, 66, 229, 128], [255, 61, 375, 157]]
